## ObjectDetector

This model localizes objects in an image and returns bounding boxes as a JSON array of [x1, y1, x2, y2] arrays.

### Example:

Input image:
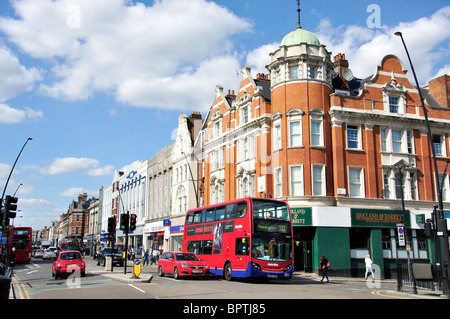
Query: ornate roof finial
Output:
[[297, 0, 302, 29]]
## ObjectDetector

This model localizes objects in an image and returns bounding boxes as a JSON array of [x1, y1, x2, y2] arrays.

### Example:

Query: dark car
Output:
[[96, 247, 124, 267]]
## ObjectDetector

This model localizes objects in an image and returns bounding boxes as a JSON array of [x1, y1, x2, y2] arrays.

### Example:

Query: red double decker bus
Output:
[[182, 197, 293, 280], [8, 227, 32, 263]]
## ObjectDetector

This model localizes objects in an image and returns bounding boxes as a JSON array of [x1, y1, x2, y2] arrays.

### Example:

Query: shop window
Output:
[[381, 228, 391, 250], [349, 228, 370, 249]]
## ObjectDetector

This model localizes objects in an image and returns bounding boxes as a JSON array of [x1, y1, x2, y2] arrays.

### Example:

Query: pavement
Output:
[[88, 256, 448, 299]]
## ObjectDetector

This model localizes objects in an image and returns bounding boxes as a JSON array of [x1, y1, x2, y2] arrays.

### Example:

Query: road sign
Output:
[[397, 225, 405, 246], [133, 258, 142, 278]]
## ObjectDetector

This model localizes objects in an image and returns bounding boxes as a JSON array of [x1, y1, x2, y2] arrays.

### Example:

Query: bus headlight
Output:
[[251, 262, 261, 270], [284, 264, 293, 272]]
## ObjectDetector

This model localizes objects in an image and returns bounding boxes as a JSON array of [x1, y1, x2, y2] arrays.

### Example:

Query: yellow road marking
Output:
[[371, 290, 410, 299], [13, 274, 30, 299]]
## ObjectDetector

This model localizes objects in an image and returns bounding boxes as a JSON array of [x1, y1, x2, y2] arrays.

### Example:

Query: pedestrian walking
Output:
[[152, 248, 160, 264], [143, 249, 149, 266], [319, 254, 329, 282], [8, 247, 16, 268], [365, 254, 375, 280]]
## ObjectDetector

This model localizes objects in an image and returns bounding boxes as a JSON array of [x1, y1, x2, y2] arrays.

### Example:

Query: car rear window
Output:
[[60, 252, 82, 260]]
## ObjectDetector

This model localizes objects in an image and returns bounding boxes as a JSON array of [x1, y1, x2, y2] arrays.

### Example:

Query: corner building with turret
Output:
[[194, 23, 450, 277]]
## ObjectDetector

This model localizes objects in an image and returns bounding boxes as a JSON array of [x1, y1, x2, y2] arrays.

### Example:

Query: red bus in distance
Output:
[[8, 227, 32, 263], [182, 197, 293, 280]]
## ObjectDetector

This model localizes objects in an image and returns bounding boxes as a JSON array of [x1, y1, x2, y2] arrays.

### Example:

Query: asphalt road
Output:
[[8, 255, 443, 302]]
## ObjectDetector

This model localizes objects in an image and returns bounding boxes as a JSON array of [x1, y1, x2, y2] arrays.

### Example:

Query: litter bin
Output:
[[0, 275, 11, 300]]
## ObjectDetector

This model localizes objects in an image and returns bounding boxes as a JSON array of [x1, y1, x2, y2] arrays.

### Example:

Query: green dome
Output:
[[280, 28, 320, 46]]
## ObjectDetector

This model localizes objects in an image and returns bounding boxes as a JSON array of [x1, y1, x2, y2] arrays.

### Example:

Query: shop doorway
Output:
[[293, 227, 315, 272], [294, 240, 313, 272]]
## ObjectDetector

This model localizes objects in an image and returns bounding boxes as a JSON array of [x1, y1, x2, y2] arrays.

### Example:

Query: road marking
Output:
[[128, 284, 145, 293], [13, 274, 30, 299], [371, 290, 410, 299], [26, 270, 38, 275]]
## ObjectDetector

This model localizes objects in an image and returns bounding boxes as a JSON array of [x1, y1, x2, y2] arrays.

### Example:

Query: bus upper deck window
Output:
[[236, 202, 247, 217]]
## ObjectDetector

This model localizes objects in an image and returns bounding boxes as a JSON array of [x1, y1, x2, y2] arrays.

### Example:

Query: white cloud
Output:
[[19, 198, 56, 207], [0, 45, 41, 102], [59, 187, 97, 198], [245, 42, 279, 75], [0, 103, 43, 123], [313, 6, 450, 84], [40, 157, 99, 175], [0, 0, 252, 111], [87, 165, 114, 177]]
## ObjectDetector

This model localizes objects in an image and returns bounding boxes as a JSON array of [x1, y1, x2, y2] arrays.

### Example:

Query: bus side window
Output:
[[186, 212, 194, 225], [215, 206, 225, 221], [205, 209, 215, 222], [236, 237, 250, 255], [236, 202, 247, 217], [193, 210, 203, 224], [188, 241, 199, 254], [225, 203, 236, 219]]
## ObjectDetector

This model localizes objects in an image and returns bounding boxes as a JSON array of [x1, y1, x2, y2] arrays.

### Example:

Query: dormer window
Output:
[[382, 74, 407, 115], [389, 96, 399, 113]]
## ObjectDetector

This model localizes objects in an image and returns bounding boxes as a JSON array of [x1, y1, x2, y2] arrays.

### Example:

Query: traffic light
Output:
[[425, 219, 433, 237], [107, 216, 116, 236], [129, 214, 137, 231], [5, 195, 18, 219], [120, 213, 129, 232]]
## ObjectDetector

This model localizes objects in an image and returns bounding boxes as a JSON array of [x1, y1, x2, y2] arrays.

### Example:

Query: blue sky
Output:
[[0, 0, 449, 230]]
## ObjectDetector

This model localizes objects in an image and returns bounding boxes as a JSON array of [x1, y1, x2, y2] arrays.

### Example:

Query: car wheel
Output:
[[174, 267, 180, 280], [224, 262, 232, 281], [158, 266, 164, 277], [81, 272, 85, 277]]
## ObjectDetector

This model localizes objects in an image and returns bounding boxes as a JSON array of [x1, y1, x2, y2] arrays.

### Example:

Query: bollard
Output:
[[0, 275, 11, 300]]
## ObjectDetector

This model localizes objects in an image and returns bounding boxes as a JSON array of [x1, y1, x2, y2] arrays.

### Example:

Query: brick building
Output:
[[195, 25, 450, 277]]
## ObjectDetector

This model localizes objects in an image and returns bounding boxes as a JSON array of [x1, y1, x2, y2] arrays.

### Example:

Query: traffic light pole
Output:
[[124, 211, 129, 275]]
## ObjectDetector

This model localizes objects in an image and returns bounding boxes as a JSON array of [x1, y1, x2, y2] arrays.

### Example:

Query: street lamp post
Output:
[[395, 31, 450, 297], [0, 138, 32, 206], [394, 161, 416, 294]]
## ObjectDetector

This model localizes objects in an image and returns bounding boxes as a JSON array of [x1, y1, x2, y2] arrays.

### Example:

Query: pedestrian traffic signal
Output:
[[107, 216, 116, 235], [5, 195, 18, 219], [120, 213, 129, 232], [129, 214, 137, 231]]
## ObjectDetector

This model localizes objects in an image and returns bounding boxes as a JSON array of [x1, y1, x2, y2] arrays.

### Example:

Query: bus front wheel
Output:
[[224, 262, 232, 281]]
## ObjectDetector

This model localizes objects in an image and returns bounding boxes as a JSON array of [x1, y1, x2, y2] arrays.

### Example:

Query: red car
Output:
[[158, 252, 210, 279], [52, 250, 86, 279]]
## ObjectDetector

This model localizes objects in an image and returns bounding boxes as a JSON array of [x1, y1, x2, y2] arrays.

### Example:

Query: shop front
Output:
[[290, 206, 435, 278], [144, 220, 171, 252]]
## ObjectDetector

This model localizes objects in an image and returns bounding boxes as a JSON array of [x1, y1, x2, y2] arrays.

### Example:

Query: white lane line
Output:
[[128, 284, 145, 293]]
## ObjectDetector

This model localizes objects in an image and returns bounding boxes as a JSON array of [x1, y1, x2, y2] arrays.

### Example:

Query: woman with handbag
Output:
[[319, 254, 329, 282]]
